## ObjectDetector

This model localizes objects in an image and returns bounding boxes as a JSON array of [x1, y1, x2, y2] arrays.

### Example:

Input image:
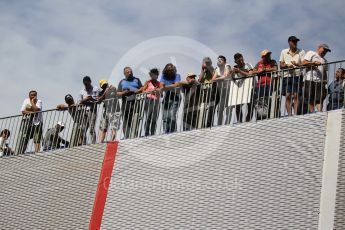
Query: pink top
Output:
[[145, 80, 160, 100]]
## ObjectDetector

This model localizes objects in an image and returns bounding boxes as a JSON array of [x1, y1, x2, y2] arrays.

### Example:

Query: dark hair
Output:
[[234, 53, 243, 61], [28, 90, 37, 96], [338, 68, 345, 74], [162, 63, 177, 79], [83, 76, 91, 82], [0, 129, 10, 137], [149, 68, 159, 76], [218, 55, 226, 62], [65, 94, 74, 103]]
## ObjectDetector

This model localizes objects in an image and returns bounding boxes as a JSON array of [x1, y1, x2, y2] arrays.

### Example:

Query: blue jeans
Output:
[[162, 99, 180, 134]]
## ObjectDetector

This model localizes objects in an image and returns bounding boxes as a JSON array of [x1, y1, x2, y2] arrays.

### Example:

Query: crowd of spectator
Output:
[[0, 35, 344, 156]]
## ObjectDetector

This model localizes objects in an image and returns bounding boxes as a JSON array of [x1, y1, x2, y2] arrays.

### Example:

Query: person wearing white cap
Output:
[[43, 121, 69, 151], [302, 43, 331, 113]]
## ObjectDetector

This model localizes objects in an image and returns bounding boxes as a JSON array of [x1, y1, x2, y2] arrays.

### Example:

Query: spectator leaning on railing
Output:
[[98, 79, 121, 142], [57, 94, 88, 147], [251, 49, 278, 120], [165, 73, 202, 131], [212, 55, 232, 125], [181, 73, 202, 131], [232, 53, 254, 122], [137, 68, 164, 136], [302, 43, 331, 113], [117, 67, 143, 139], [17, 90, 43, 154], [160, 63, 181, 134], [328, 68, 345, 110], [198, 57, 216, 128], [279, 36, 305, 116], [78, 76, 101, 144]]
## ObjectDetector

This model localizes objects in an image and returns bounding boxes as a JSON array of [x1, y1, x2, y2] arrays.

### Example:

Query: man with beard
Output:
[[117, 67, 143, 139]]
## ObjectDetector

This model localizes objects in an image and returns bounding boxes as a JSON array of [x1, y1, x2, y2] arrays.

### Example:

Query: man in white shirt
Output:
[[302, 43, 331, 113], [17, 90, 43, 154], [232, 53, 254, 123], [212, 55, 232, 125], [78, 76, 101, 144], [280, 36, 305, 116]]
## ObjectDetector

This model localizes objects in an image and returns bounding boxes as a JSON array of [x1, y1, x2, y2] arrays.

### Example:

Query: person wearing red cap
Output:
[[280, 36, 305, 116], [302, 43, 331, 113]]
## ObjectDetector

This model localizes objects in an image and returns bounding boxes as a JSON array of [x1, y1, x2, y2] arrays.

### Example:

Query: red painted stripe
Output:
[[89, 141, 118, 230]]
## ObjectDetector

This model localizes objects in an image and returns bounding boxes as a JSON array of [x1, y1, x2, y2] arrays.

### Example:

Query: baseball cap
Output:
[[261, 49, 272, 57], [203, 57, 212, 63], [57, 121, 65, 127], [319, 43, 331, 52], [288, 36, 300, 42], [99, 79, 108, 87], [64, 94, 73, 102], [186, 73, 197, 78]]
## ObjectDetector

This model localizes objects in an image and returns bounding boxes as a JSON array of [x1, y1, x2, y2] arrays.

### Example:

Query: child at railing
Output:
[[0, 129, 14, 157]]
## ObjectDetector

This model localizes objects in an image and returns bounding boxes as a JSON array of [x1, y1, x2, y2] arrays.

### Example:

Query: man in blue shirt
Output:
[[118, 67, 143, 139], [160, 63, 181, 134]]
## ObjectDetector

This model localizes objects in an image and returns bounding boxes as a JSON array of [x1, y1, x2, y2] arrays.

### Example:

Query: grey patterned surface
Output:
[[334, 109, 345, 230], [0, 144, 106, 230], [102, 113, 328, 230]]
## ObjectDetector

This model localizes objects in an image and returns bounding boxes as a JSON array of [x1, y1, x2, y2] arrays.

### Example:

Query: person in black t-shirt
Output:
[[57, 94, 88, 147]]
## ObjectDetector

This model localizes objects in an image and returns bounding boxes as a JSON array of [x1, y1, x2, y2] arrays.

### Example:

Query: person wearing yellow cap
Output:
[[251, 49, 278, 120], [98, 79, 121, 142]]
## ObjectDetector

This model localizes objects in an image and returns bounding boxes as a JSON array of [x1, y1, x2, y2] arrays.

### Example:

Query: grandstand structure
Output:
[[0, 62, 344, 229]]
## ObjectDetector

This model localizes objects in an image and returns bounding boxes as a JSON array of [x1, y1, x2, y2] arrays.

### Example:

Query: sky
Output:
[[0, 0, 344, 117]]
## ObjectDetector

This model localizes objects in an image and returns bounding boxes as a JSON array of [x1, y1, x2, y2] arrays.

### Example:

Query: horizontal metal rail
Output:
[[0, 60, 344, 156]]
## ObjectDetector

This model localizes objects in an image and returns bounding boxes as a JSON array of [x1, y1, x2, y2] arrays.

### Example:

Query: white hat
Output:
[[57, 121, 65, 127]]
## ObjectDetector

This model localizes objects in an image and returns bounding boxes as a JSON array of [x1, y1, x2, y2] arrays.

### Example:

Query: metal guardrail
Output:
[[0, 60, 344, 156]]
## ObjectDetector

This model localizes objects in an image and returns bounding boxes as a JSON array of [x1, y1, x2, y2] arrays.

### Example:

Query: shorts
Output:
[[23, 123, 43, 144], [303, 81, 327, 104], [100, 112, 121, 131], [282, 75, 303, 95]]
